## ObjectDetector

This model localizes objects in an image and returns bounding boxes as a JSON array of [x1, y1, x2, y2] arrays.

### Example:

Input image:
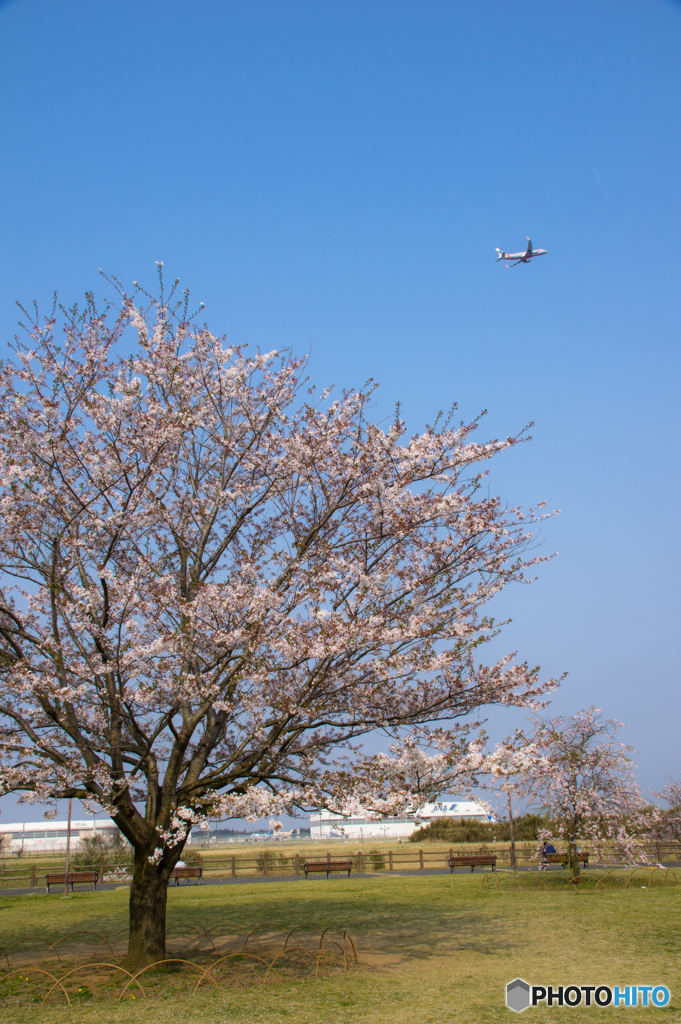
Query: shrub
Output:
[[73, 830, 203, 868], [369, 849, 386, 870], [71, 831, 133, 867], [255, 851, 290, 872], [409, 814, 550, 843]]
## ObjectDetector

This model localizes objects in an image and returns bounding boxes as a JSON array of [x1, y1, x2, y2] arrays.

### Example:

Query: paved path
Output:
[[0, 868, 452, 897], [1, 861, 677, 899]]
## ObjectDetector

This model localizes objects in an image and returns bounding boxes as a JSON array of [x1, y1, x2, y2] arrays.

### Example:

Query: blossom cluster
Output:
[[0, 275, 558, 865]]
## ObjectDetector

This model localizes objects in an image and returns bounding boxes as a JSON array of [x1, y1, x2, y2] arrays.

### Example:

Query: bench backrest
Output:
[[450, 855, 496, 864], [172, 866, 201, 876], [304, 860, 352, 868], [46, 871, 98, 882]]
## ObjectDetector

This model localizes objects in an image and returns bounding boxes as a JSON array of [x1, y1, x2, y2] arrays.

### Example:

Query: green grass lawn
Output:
[[0, 870, 678, 1023]]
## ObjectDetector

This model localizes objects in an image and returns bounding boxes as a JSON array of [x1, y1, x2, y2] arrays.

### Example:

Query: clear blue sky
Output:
[[0, 0, 679, 824]]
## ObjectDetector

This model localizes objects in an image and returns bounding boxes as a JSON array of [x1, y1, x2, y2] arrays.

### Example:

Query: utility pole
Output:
[[506, 789, 518, 877], [62, 798, 72, 899]]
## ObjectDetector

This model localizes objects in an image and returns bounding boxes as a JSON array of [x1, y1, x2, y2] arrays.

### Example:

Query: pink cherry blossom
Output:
[[0, 271, 558, 965], [511, 709, 648, 874]]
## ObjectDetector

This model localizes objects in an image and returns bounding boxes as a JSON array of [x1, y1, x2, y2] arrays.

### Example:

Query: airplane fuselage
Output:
[[501, 249, 547, 260], [495, 239, 547, 267]]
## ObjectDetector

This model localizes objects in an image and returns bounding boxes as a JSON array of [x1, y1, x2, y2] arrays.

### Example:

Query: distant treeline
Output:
[[193, 829, 262, 839], [409, 814, 550, 843], [192, 827, 311, 840]]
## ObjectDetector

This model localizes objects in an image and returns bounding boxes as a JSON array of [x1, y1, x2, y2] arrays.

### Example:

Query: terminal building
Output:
[[309, 796, 492, 840], [0, 819, 118, 854]]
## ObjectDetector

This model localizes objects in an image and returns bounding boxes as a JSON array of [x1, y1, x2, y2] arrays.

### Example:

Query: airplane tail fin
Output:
[[495, 248, 505, 260]]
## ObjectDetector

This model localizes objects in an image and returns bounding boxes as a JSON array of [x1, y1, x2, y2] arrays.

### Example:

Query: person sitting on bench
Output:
[[540, 841, 556, 870]]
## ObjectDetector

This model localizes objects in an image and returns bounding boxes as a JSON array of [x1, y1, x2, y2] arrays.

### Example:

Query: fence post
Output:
[[448, 848, 453, 869], [327, 851, 331, 869], [419, 849, 424, 870], [295, 854, 300, 875], [231, 855, 236, 878], [357, 851, 363, 873], [198, 854, 203, 871], [30, 864, 36, 887], [388, 851, 393, 872], [263, 853, 268, 877], [656, 842, 661, 863]]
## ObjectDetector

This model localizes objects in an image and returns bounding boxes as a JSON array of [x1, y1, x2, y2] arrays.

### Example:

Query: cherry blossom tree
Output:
[[520, 709, 645, 876], [648, 778, 681, 844], [476, 738, 544, 874], [0, 271, 557, 966]]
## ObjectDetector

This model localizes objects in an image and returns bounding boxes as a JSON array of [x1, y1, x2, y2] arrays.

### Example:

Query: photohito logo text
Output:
[[506, 979, 671, 1012]]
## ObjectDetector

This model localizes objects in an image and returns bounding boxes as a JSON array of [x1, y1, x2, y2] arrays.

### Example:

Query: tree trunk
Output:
[[506, 791, 518, 877], [569, 840, 581, 879], [125, 848, 171, 970]]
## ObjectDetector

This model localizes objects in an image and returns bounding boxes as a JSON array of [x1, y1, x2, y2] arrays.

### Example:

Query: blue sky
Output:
[[0, 0, 679, 823]]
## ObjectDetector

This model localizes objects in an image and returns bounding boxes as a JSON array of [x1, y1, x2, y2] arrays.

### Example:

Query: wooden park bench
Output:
[[304, 859, 352, 879], [170, 865, 203, 886], [46, 870, 99, 893], [544, 852, 589, 868], [449, 855, 497, 873]]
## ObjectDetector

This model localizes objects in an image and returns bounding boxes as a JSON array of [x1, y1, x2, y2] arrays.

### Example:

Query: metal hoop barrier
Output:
[[41, 931, 114, 961], [267, 946, 327, 982], [480, 866, 680, 892], [119, 959, 217, 1001], [1, 937, 61, 963], [243, 924, 292, 949], [194, 953, 282, 992], [0, 968, 70, 1005], [0, 921, 359, 1004], [43, 963, 144, 1004]]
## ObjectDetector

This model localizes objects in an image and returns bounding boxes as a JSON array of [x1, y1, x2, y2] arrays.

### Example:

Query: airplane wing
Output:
[[525, 238, 532, 254], [505, 260, 524, 268]]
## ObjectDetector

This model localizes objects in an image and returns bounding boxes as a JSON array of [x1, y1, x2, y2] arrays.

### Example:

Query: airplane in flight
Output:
[[495, 237, 547, 268]]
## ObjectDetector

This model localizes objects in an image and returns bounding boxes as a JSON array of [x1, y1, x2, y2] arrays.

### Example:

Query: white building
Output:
[[309, 796, 492, 840], [418, 798, 491, 821], [0, 819, 118, 854]]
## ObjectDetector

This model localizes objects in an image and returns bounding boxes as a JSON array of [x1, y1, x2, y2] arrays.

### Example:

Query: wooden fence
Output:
[[190, 843, 681, 878], [0, 842, 679, 889]]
